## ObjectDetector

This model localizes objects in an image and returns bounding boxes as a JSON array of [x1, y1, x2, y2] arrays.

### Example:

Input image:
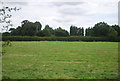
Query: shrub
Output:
[[2, 36, 115, 42]]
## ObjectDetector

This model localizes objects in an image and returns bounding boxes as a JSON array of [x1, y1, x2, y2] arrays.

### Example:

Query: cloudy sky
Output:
[[1, 0, 119, 31]]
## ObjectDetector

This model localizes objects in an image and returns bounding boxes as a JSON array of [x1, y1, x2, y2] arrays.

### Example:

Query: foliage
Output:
[[5, 21, 120, 40], [2, 32, 10, 36], [10, 20, 42, 36], [0, 2, 20, 56], [0, 2, 20, 31], [43, 25, 54, 36], [111, 24, 120, 36], [21, 22, 36, 36], [10, 26, 22, 36], [85, 27, 93, 36], [2, 40, 11, 55], [2, 36, 114, 41], [85, 22, 120, 41], [70, 25, 84, 36], [107, 27, 118, 41], [2, 40, 11, 47], [35, 30, 45, 37], [54, 27, 69, 37], [42, 25, 54, 36], [92, 22, 110, 36]]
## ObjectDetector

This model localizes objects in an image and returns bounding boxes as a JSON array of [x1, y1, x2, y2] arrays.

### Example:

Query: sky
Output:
[[0, 0, 119, 32]]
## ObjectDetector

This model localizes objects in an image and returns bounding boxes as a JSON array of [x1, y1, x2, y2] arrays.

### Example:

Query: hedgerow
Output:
[[2, 36, 119, 42]]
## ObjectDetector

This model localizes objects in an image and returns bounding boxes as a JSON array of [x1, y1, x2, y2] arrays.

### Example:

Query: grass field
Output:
[[2, 41, 118, 79]]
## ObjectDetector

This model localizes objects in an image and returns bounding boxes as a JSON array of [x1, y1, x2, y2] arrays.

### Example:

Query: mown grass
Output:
[[2, 41, 118, 79]]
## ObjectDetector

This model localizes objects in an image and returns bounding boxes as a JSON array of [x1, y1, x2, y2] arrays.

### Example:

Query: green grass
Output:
[[2, 41, 118, 79]]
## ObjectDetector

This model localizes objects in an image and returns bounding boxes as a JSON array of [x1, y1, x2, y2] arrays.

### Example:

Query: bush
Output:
[[107, 27, 118, 41], [35, 31, 45, 37], [2, 36, 116, 42], [2, 32, 11, 36]]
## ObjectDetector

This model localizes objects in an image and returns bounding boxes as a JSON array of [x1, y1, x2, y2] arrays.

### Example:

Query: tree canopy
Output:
[[2, 20, 120, 40]]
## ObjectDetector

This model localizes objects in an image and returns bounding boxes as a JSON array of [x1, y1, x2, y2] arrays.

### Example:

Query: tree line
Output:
[[2, 20, 120, 40]]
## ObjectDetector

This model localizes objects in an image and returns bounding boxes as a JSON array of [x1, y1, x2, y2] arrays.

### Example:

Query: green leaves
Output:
[[54, 27, 69, 37], [70, 25, 84, 36]]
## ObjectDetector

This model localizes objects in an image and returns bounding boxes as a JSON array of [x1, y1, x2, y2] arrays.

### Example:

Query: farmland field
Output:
[[2, 41, 118, 79]]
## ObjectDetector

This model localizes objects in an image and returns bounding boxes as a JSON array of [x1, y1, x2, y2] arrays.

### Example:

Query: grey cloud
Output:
[[119, 1, 120, 25], [5, 2, 28, 6], [51, 2, 88, 23], [59, 7, 87, 16], [50, 2, 88, 16], [53, 18, 72, 23], [34, 2, 84, 7], [52, 2, 84, 7]]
